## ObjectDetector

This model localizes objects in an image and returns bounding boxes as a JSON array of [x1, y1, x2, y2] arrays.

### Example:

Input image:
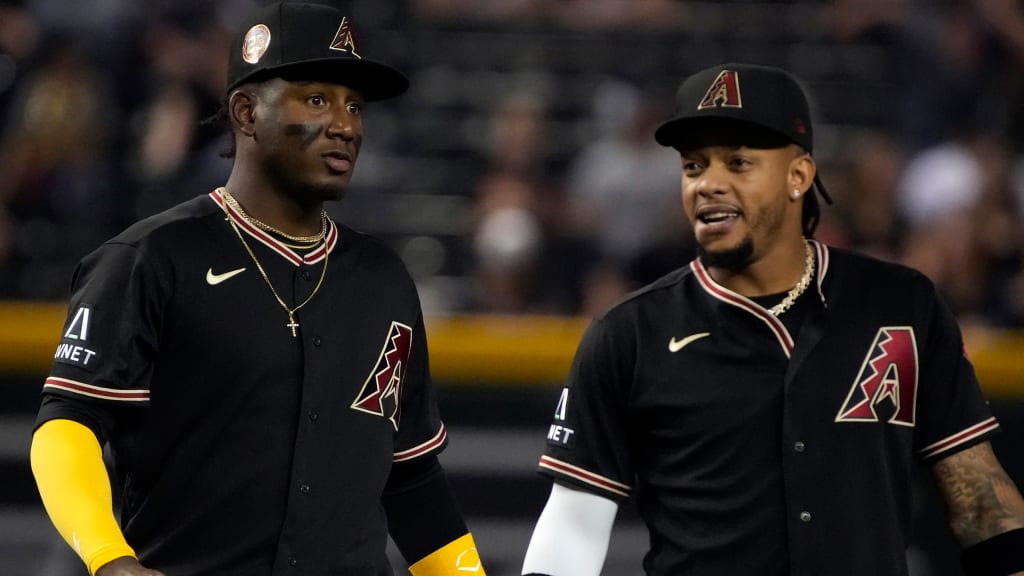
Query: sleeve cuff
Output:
[[87, 548, 137, 576], [408, 532, 485, 576]]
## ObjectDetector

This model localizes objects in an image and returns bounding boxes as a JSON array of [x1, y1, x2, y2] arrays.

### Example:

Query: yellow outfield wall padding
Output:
[[1, 303, 1021, 395], [960, 326, 1024, 398], [0, 302, 69, 374], [423, 314, 591, 385]]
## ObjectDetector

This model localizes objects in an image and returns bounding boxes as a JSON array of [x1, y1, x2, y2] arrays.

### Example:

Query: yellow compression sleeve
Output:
[[408, 532, 485, 576], [30, 419, 136, 575]]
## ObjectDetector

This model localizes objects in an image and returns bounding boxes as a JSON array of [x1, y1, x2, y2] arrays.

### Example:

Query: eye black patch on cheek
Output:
[[284, 123, 322, 149]]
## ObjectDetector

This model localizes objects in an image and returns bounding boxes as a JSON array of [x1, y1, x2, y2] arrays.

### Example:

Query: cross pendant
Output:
[[286, 313, 299, 337]]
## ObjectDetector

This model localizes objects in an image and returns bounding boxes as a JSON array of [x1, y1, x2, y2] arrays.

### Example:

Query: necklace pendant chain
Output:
[[768, 241, 815, 317], [219, 190, 331, 337], [220, 187, 327, 244]]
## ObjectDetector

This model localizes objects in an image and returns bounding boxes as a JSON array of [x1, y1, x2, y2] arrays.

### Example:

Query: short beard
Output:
[[274, 177, 347, 207], [698, 236, 754, 272]]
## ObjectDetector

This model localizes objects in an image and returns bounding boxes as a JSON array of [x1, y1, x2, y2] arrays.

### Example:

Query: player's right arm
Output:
[[523, 313, 635, 576], [30, 418, 164, 576], [521, 482, 618, 576], [931, 441, 1024, 576]]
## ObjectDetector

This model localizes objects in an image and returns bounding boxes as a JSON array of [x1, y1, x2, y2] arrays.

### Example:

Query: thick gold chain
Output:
[[768, 241, 815, 317], [220, 187, 327, 245], [223, 209, 329, 337]]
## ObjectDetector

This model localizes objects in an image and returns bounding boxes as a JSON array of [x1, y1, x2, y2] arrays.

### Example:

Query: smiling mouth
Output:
[[698, 210, 740, 224]]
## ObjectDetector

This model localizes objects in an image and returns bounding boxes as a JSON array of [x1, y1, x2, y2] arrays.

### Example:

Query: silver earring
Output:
[[791, 189, 801, 199]]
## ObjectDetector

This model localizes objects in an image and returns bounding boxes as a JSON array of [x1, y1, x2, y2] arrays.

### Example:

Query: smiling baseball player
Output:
[[522, 63, 1024, 576]]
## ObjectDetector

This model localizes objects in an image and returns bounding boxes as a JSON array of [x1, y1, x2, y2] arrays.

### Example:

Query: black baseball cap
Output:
[[655, 63, 831, 204], [226, 1, 409, 101]]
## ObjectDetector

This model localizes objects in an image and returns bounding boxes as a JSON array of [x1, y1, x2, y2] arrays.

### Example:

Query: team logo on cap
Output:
[[242, 24, 271, 64], [697, 70, 742, 110], [329, 17, 360, 59]]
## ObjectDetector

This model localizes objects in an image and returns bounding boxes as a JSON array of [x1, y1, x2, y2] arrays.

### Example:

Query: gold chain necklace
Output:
[[223, 210, 329, 337], [768, 241, 815, 317], [220, 187, 327, 245]]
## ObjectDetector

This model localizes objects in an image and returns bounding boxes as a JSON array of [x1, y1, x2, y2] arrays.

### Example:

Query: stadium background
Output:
[[2, 0, 1024, 574]]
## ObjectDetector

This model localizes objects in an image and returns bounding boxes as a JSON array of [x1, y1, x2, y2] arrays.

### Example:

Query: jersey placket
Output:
[[693, 250, 833, 575], [221, 202, 339, 571], [276, 251, 328, 571]]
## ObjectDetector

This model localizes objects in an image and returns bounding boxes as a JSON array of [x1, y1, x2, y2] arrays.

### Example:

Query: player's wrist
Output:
[[961, 527, 1024, 576], [89, 546, 140, 576], [93, 555, 164, 576], [408, 532, 484, 576]]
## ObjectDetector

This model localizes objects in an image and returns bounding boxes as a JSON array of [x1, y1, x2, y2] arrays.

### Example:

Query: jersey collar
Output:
[[210, 189, 338, 266], [690, 239, 831, 357]]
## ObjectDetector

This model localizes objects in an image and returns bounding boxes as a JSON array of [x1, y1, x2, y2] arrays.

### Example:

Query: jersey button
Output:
[[288, 557, 298, 567], [301, 270, 312, 281], [799, 511, 812, 522], [794, 441, 806, 452], [300, 484, 311, 494], [313, 336, 322, 347], [308, 410, 319, 422]]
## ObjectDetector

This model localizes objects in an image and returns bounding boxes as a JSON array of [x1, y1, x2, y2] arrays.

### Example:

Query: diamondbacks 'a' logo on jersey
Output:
[[351, 321, 412, 430], [698, 70, 742, 110], [836, 327, 919, 426], [329, 17, 360, 58]]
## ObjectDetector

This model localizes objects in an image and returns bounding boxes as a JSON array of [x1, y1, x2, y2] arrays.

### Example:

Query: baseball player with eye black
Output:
[[29, 3, 485, 576], [521, 63, 1024, 576]]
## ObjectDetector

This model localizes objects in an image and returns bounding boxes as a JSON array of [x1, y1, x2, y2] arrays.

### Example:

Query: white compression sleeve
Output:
[[521, 482, 618, 576]]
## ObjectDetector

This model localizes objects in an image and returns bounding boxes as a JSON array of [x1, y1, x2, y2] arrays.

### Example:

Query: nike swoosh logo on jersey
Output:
[[668, 332, 711, 352], [206, 267, 246, 285]]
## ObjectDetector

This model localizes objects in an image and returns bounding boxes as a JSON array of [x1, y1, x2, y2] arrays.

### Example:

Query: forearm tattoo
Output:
[[932, 442, 1024, 546]]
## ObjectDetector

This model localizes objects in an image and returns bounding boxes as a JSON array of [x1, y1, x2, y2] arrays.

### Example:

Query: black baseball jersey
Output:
[[537, 240, 998, 576], [36, 190, 447, 575]]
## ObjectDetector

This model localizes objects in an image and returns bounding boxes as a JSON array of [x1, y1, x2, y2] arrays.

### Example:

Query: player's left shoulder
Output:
[[338, 224, 420, 294], [340, 224, 407, 271], [818, 243, 936, 297]]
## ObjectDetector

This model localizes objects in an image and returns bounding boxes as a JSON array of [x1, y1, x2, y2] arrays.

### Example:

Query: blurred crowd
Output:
[[3, 0, 1024, 328]]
